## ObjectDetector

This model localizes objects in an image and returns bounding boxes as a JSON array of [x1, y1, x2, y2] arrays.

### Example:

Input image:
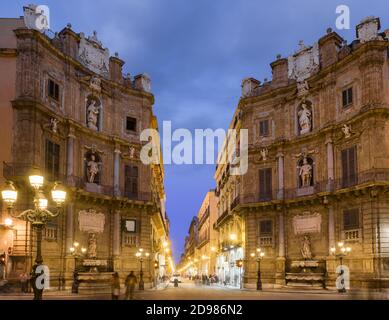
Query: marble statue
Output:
[[298, 102, 312, 134], [50, 118, 59, 133], [87, 100, 99, 130], [87, 233, 97, 259], [342, 124, 352, 139], [301, 235, 312, 260], [87, 154, 100, 183], [260, 148, 268, 161], [299, 156, 312, 187]]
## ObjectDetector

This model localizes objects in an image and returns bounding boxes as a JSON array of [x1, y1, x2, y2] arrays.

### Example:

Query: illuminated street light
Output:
[[135, 248, 150, 290], [250, 248, 265, 290], [331, 242, 352, 293], [1, 172, 67, 300]]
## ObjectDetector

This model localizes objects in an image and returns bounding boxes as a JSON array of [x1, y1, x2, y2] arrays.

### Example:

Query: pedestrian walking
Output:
[[111, 272, 121, 300], [19, 272, 28, 293], [125, 271, 138, 300]]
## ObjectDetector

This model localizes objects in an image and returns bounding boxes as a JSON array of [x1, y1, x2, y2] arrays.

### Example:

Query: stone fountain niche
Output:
[[76, 210, 113, 294], [285, 212, 325, 288]]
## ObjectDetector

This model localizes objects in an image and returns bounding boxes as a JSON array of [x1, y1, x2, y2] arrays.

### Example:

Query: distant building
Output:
[[0, 6, 169, 288], [215, 17, 389, 289]]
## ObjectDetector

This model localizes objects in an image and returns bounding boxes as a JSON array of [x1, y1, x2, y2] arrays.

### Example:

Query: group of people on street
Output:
[[111, 271, 138, 300], [191, 274, 219, 286]]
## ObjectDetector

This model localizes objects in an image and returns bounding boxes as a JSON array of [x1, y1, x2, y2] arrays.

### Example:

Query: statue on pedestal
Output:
[[87, 100, 99, 130], [87, 154, 100, 183]]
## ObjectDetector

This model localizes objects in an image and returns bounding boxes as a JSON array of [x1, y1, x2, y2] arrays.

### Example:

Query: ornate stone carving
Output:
[[78, 209, 105, 233], [288, 41, 319, 83], [260, 148, 268, 161], [90, 76, 101, 92], [342, 124, 352, 139], [23, 4, 49, 32], [356, 17, 382, 43], [50, 118, 59, 133], [78, 32, 110, 77], [293, 212, 321, 235]]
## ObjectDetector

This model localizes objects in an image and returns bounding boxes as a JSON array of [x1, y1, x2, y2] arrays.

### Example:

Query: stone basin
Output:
[[291, 260, 319, 268], [77, 272, 114, 295]]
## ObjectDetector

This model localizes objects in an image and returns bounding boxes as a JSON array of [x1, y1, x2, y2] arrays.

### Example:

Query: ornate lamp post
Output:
[[1, 175, 66, 300], [135, 248, 150, 290], [250, 248, 265, 290], [330, 242, 351, 293]]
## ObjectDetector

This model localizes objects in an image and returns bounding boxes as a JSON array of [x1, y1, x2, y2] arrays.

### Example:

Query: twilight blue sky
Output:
[[3, 0, 389, 263]]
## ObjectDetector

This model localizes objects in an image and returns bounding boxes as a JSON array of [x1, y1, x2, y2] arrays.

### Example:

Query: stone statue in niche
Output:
[[298, 101, 312, 134], [87, 233, 97, 259], [86, 96, 101, 131], [299, 156, 312, 187], [301, 235, 312, 260], [87, 154, 100, 183]]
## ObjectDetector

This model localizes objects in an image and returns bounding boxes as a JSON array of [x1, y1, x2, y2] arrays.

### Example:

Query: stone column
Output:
[[65, 203, 74, 254], [276, 153, 284, 200], [326, 138, 334, 191], [113, 210, 121, 256], [328, 205, 335, 254], [66, 132, 75, 186], [113, 148, 121, 196], [275, 208, 286, 287], [278, 211, 285, 257]]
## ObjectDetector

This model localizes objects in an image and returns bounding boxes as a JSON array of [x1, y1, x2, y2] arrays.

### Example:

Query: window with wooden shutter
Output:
[[259, 120, 269, 137], [45, 140, 60, 181], [124, 165, 138, 199], [341, 146, 357, 187], [259, 168, 272, 201]]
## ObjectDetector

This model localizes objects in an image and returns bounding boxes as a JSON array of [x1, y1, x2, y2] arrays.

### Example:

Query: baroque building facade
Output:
[[0, 7, 170, 289], [215, 17, 389, 289]]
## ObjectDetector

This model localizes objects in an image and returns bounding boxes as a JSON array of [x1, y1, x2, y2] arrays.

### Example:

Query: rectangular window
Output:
[[258, 219, 273, 246], [342, 87, 353, 108], [126, 117, 137, 132], [48, 79, 60, 101], [45, 140, 60, 181], [259, 119, 269, 137], [124, 165, 138, 199], [343, 208, 360, 240], [343, 209, 359, 230], [259, 168, 272, 201], [341, 146, 357, 187]]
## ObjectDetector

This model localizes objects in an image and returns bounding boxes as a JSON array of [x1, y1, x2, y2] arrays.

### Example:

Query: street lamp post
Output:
[[250, 248, 265, 291], [1, 175, 67, 300], [330, 242, 351, 293], [135, 248, 150, 290]]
